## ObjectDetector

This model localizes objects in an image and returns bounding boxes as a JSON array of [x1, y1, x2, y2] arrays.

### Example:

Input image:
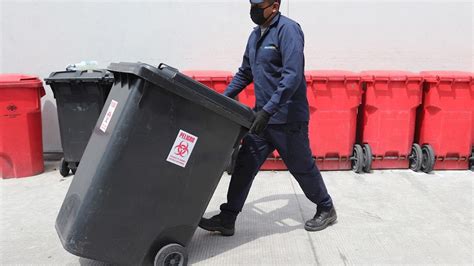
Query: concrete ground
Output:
[[1, 161, 473, 265]]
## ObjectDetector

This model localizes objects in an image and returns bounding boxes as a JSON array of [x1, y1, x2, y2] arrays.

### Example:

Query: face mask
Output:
[[250, 3, 273, 25]]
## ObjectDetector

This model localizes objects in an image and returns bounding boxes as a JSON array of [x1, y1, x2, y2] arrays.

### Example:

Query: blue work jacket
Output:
[[224, 12, 309, 124]]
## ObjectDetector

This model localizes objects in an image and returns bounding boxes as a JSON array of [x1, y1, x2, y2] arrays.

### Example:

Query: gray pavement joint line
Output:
[[288, 173, 321, 266]]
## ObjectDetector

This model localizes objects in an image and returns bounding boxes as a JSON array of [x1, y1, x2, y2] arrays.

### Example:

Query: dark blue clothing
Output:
[[220, 123, 333, 215], [224, 13, 309, 124], [221, 13, 333, 216]]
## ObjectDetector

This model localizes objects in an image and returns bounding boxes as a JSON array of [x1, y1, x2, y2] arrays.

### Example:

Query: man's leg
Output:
[[268, 122, 336, 231], [199, 132, 274, 236]]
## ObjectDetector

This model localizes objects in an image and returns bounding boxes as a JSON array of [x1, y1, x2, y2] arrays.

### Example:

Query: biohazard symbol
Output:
[[174, 141, 189, 157], [6, 105, 17, 112]]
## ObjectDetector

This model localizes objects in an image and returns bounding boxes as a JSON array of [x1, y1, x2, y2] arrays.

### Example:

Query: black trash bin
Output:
[[45, 70, 113, 176], [55, 62, 254, 266]]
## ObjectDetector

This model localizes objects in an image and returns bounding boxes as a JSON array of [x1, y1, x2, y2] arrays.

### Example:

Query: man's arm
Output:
[[262, 23, 304, 115], [224, 42, 253, 98]]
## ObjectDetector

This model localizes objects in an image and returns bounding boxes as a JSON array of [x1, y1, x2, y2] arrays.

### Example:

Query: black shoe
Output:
[[199, 213, 236, 236], [304, 206, 337, 232]]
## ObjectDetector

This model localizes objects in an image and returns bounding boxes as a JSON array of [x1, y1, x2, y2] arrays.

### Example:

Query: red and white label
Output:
[[166, 130, 198, 168], [100, 100, 118, 133]]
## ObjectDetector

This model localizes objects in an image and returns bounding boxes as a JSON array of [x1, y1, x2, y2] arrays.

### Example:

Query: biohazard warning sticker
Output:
[[100, 100, 118, 133], [166, 130, 198, 168]]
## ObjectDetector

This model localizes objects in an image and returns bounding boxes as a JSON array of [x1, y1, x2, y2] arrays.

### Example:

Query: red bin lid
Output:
[[420, 71, 473, 83], [0, 74, 45, 96], [305, 70, 360, 81], [360, 70, 422, 82], [182, 70, 233, 81]]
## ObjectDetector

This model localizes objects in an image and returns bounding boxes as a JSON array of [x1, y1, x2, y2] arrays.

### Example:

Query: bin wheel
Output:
[[59, 158, 70, 177], [154, 244, 188, 266], [362, 144, 372, 173], [351, 144, 364, 173], [409, 144, 423, 172], [421, 144, 435, 173], [71, 162, 79, 175]]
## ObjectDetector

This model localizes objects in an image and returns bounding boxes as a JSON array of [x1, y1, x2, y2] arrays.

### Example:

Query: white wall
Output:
[[1, 0, 472, 152]]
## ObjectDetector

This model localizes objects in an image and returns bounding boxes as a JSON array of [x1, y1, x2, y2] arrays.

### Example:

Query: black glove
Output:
[[250, 110, 271, 135]]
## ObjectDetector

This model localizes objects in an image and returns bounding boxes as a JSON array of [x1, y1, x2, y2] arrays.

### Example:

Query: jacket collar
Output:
[[253, 12, 281, 31]]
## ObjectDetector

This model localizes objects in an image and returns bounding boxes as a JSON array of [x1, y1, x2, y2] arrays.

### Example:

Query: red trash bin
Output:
[[417, 71, 474, 172], [0, 75, 45, 178], [306, 71, 362, 171], [182, 70, 233, 94], [471, 73, 474, 171], [358, 71, 423, 173], [239, 83, 284, 170]]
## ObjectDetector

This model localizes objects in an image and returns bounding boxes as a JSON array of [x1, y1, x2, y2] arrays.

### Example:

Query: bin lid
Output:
[[182, 70, 233, 82], [360, 71, 422, 82], [107, 62, 255, 129], [420, 71, 472, 83], [305, 70, 360, 81], [0, 74, 45, 95], [0, 74, 42, 86], [45, 69, 114, 84]]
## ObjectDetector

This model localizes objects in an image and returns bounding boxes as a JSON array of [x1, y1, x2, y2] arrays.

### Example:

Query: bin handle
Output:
[[373, 77, 390, 82], [312, 77, 329, 84], [158, 63, 179, 73], [157, 63, 180, 80], [406, 77, 422, 83], [439, 77, 455, 84]]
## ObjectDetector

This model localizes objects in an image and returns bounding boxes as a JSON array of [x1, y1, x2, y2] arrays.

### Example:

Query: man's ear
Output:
[[272, 2, 279, 13]]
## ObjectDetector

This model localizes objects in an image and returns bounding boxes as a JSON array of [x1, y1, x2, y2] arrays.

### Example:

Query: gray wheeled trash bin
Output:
[[55, 62, 254, 266], [45, 70, 113, 176]]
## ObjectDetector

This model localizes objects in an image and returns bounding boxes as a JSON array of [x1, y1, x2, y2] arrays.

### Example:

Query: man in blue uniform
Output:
[[199, 0, 337, 236]]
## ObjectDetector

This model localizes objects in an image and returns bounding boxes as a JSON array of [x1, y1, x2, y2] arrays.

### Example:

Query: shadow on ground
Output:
[[188, 193, 316, 264], [74, 194, 314, 265]]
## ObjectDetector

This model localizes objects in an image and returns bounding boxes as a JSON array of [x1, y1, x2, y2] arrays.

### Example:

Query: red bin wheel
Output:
[[362, 144, 373, 173], [409, 144, 423, 172], [351, 144, 364, 174], [59, 158, 70, 177], [421, 144, 435, 173]]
